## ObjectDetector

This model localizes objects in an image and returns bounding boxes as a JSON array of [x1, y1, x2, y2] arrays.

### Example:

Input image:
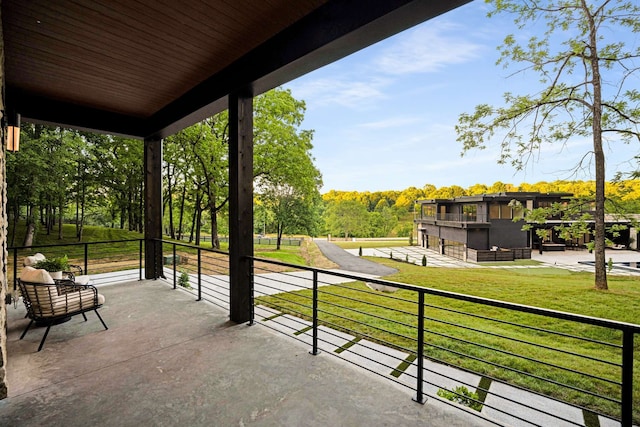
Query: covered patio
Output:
[[0, 0, 472, 400], [1, 279, 490, 426]]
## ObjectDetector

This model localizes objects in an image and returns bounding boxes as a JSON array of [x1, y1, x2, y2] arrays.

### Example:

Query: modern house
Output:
[[415, 192, 574, 261]]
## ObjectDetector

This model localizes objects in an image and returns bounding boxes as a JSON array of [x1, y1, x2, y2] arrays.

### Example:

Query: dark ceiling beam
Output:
[[7, 87, 147, 138], [145, 0, 471, 139]]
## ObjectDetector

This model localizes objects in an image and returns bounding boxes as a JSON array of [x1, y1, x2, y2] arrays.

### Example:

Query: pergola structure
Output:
[[0, 0, 471, 398]]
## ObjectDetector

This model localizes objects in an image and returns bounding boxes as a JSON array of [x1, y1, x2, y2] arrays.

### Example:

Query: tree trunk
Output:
[[276, 223, 282, 250], [210, 204, 220, 249], [189, 191, 200, 244], [58, 200, 63, 240], [167, 164, 175, 239], [587, 3, 607, 290], [10, 203, 18, 247], [177, 186, 186, 240], [23, 216, 35, 247], [128, 191, 134, 231], [195, 205, 202, 246]]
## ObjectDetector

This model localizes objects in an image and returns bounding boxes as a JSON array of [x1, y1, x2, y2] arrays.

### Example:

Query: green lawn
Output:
[[258, 258, 640, 422]]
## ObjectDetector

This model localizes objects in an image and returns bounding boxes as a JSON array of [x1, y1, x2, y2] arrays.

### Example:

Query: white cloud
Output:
[[289, 76, 390, 109], [374, 21, 484, 75]]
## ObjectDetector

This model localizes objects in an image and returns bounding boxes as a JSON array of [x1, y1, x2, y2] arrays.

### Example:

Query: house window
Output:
[[463, 204, 477, 221], [490, 202, 513, 219], [489, 203, 500, 219], [422, 205, 436, 218], [500, 203, 512, 219]]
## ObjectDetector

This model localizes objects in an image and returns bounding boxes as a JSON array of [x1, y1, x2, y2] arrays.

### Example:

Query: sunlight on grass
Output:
[[257, 260, 640, 422]]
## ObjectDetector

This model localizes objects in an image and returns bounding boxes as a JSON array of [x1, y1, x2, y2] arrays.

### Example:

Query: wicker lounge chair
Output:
[[18, 267, 108, 351]]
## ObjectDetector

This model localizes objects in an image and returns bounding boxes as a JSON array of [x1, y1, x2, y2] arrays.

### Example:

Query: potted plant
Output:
[[34, 255, 70, 280]]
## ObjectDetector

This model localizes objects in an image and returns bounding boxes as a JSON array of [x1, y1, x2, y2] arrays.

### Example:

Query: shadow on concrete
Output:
[[2, 280, 492, 427]]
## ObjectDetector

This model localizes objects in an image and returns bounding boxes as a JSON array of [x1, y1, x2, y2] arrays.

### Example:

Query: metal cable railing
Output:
[[159, 241, 230, 310], [41, 238, 635, 426], [249, 256, 639, 427], [8, 239, 144, 293]]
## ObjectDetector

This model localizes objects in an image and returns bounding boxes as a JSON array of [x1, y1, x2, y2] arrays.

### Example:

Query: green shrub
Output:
[[422, 255, 427, 266], [437, 386, 482, 411], [178, 270, 191, 289], [34, 255, 69, 272]]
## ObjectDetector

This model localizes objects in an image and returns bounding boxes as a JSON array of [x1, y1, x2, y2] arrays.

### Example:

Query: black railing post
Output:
[[248, 257, 254, 326], [197, 248, 202, 301], [621, 329, 634, 426], [139, 240, 143, 281], [413, 291, 426, 404], [13, 247, 18, 292], [310, 270, 320, 355], [84, 243, 88, 275], [172, 243, 177, 289]]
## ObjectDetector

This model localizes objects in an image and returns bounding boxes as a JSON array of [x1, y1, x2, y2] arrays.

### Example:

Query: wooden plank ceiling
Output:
[[3, 0, 470, 139]]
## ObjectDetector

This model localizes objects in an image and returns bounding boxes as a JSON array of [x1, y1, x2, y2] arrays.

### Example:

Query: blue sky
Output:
[[283, 1, 640, 193]]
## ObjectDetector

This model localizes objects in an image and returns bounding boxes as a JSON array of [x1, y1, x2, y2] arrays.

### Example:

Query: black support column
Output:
[[229, 89, 254, 323], [144, 136, 163, 279]]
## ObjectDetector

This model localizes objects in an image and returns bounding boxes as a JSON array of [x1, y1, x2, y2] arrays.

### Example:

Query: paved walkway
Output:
[[314, 240, 397, 276], [334, 242, 640, 276]]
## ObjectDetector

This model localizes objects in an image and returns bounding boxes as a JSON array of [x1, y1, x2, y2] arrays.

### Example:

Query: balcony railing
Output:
[[421, 213, 489, 223], [245, 257, 639, 427], [9, 239, 638, 426], [8, 239, 144, 295]]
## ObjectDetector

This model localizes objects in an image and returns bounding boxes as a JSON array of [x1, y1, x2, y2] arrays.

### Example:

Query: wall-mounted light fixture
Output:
[[6, 111, 21, 152]]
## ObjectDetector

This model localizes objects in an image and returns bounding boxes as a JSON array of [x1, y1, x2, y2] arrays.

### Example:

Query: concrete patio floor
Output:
[[1, 280, 494, 427]]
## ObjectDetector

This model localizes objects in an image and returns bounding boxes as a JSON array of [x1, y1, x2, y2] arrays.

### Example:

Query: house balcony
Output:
[[417, 213, 490, 228], [3, 240, 638, 426]]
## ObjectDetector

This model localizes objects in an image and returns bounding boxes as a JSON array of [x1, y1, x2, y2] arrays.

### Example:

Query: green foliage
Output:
[[437, 386, 482, 412], [324, 200, 371, 238], [422, 255, 427, 267], [608, 258, 614, 273], [34, 255, 70, 272], [178, 270, 191, 289], [394, 222, 413, 238]]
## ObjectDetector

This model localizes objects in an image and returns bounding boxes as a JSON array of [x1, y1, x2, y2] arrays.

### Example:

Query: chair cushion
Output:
[[50, 290, 104, 315], [20, 267, 54, 284], [23, 253, 46, 267], [74, 275, 91, 286]]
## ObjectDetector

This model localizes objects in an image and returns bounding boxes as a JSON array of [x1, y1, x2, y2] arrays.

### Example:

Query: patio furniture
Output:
[[23, 253, 91, 285], [18, 267, 108, 352]]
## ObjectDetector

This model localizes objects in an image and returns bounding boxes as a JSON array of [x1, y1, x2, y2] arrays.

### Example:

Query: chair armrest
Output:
[[55, 278, 89, 295], [68, 264, 83, 275]]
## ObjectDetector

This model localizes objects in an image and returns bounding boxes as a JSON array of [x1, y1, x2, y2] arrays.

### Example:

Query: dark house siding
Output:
[[489, 219, 528, 248], [467, 229, 489, 250]]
